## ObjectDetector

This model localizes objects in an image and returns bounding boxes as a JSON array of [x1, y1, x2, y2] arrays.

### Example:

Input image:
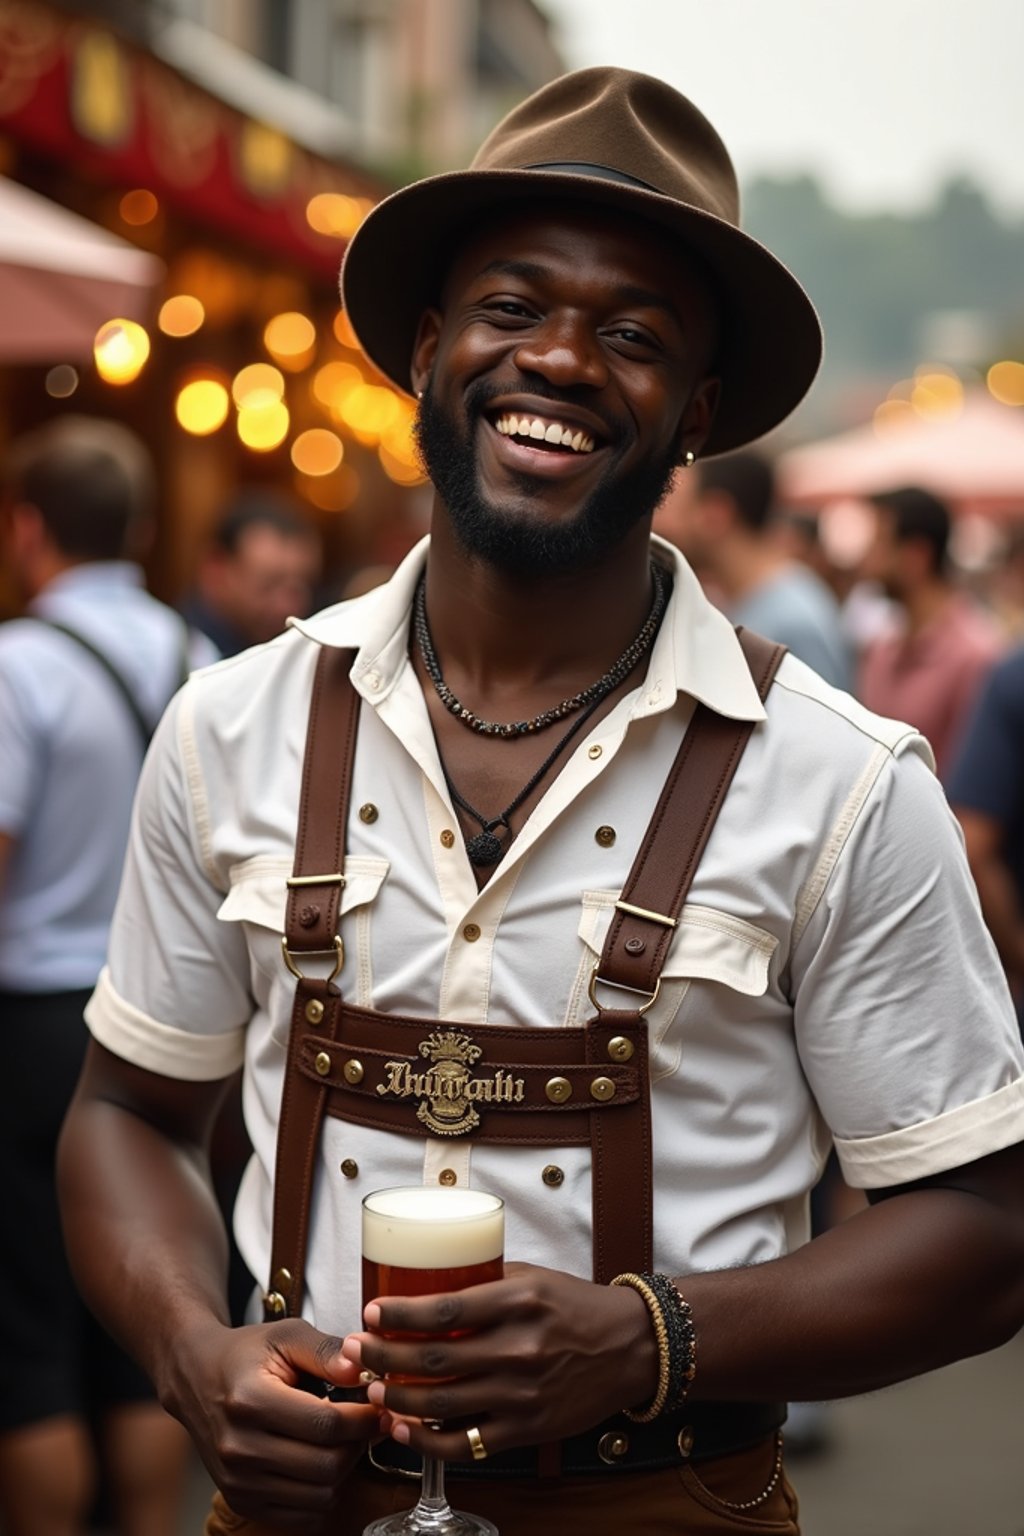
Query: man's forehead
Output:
[[440, 200, 712, 307]]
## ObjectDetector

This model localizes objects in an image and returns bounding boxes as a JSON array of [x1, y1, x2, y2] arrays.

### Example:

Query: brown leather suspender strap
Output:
[[264, 646, 360, 1320], [586, 627, 786, 1284]]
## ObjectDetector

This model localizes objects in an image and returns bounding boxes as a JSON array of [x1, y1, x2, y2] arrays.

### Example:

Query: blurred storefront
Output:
[[0, 0, 564, 611]]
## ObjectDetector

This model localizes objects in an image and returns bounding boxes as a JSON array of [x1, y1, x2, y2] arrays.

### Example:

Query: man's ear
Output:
[[6, 500, 45, 561], [410, 308, 443, 397], [679, 375, 722, 463]]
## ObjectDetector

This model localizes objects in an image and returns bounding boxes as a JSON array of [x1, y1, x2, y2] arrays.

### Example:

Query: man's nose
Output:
[[512, 314, 608, 389]]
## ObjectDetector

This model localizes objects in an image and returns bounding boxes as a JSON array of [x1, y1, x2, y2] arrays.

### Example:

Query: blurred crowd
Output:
[[655, 451, 1024, 1035], [2, 412, 1024, 1530]]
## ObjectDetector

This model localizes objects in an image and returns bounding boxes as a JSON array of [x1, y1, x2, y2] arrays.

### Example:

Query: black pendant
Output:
[[465, 828, 505, 867]]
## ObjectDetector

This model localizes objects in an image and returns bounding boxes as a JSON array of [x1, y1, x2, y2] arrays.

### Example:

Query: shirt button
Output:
[[462, 922, 481, 942], [364, 670, 382, 692], [340, 1159, 359, 1179], [588, 744, 603, 760], [438, 1168, 458, 1186], [595, 825, 616, 847], [359, 803, 379, 823], [440, 829, 456, 848]]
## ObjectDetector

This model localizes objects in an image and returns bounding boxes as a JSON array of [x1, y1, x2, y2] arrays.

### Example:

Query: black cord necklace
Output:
[[419, 564, 671, 868], [414, 563, 667, 737], [441, 688, 611, 867]]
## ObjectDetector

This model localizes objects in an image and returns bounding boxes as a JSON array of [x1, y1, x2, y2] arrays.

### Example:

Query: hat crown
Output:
[[470, 67, 739, 227]]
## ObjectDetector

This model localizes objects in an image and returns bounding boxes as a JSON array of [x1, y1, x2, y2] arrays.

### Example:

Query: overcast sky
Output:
[[542, 0, 1024, 216]]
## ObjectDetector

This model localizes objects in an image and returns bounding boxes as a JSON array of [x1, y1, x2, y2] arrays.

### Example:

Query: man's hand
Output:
[[338, 1262, 656, 1462], [168, 1314, 380, 1531]]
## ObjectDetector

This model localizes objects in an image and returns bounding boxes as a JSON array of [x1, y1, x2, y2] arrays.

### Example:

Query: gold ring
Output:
[[466, 1426, 488, 1462]]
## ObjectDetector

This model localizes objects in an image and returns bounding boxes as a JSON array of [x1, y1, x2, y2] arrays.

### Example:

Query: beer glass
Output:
[[361, 1186, 504, 1536]]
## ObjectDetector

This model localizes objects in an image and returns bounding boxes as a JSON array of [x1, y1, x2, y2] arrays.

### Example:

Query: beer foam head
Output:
[[362, 1186, 504, 1268]]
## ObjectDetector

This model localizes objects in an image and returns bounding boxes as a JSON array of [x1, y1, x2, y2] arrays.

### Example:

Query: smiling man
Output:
[[58, 69, 1024, 1536]]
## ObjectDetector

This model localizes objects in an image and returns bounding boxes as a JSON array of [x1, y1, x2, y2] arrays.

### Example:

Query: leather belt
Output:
[[367, 1401, 787, 1480]]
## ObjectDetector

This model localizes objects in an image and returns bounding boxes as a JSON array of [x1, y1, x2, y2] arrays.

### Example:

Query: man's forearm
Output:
[[58, 1071, 233, 1403], [677, 1158, 1024, 1403]]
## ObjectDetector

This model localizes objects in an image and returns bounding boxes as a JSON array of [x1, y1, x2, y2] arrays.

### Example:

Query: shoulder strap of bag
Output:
[[265, 644, 360, 1320], [30, 617, 155, 751]]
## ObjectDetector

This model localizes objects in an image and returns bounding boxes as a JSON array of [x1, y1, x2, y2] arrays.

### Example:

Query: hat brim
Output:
[[341, 168, 823, 458]]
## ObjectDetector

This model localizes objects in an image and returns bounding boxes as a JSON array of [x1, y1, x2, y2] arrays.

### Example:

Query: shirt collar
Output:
[[288, 534, 765, 723], [33, 560, 145, 605]]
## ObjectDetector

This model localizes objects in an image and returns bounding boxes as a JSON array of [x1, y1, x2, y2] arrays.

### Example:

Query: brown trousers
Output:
[[204, 1435, 799, 1535]]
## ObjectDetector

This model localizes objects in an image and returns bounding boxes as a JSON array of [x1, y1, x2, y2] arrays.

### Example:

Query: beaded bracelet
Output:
[[611, 1271, 697, 1422]]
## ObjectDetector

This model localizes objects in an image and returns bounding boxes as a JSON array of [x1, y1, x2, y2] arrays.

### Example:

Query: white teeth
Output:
[[493, 413, 597, 454]]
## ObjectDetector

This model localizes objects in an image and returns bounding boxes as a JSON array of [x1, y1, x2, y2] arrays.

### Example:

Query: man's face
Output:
[[412, 204, 719, 577], [861, 507, 908, 600], [208, 524, 320, 645]]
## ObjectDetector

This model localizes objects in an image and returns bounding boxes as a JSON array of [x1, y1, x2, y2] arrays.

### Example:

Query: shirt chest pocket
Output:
[[568, 891, 777, 1081], [217, 854, 390, 1041]]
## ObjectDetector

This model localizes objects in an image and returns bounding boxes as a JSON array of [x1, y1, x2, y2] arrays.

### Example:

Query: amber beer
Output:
[[362, 1187, 505, 1340]]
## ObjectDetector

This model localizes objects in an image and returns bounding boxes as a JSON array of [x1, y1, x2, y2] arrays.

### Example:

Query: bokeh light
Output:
[[291, 429, 344, 476], [158, 295, 206, 337], [298, 464, 361, 512], [119, 188, 158, 225], [237, 400, 290, 451], [987, 360, 1024, 407], [94, 319, 150, 384], [232, 363, 285, 409], [911, 367, 963, 417], [312, 360, 363, 412], [873, 398, 915, 436], [264, 311, 316, 369], [333, 310, 361, 350], [306, 193, 365, 239], [338, 383, 401, 441], [45, 365, 79, 399], [175, 377, 231, 435]]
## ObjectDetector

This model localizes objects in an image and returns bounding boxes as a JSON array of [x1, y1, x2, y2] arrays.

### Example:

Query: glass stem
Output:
[[416, 1454, 449, 1514]]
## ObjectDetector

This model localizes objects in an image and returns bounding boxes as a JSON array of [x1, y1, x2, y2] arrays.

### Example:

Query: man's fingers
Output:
[[365, 1277, 513, 1339]]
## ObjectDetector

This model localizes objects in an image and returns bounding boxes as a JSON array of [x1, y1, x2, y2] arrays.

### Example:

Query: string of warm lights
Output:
[[43, 185, 428, 514], [873, 360, 1024, 434]]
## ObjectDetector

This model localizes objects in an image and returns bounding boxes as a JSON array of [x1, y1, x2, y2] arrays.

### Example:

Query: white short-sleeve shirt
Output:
[[87, 538, 1024, 1339]]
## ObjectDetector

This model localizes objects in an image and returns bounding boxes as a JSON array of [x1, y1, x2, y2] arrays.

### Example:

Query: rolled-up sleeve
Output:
[[791, 745, 1024, 1187], [85, 682, 250, 1080]]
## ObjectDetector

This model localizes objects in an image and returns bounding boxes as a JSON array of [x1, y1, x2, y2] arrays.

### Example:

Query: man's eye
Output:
[[610, 326, 654, 347], [486, 300, 532, 319]]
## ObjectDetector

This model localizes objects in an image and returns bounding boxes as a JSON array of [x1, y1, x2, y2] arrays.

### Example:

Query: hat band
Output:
[[524, 161, 660, 193]]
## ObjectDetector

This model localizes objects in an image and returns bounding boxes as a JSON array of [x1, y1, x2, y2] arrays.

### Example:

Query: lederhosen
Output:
[[263, 630, 787, 1478]]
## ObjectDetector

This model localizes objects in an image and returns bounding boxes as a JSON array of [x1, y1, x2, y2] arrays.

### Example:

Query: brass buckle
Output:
[[588, 966, 661, 1015], [280, 934, 344, 982]]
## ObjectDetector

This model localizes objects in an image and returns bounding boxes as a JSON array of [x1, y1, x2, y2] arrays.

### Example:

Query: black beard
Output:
[[414, 378, 684, 578]]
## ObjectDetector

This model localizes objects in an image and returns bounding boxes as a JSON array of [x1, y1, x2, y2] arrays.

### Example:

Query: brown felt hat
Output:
[[341, 67, 822, 456]]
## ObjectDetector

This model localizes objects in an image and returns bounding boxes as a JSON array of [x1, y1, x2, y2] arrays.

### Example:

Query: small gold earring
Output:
[[416, 388, 424, 400], [683, 450, 695, 469]]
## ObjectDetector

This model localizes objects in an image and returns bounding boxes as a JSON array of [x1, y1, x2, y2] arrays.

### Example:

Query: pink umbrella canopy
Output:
[[0, 176, 164, 363], [778, 391, 1024, 517]]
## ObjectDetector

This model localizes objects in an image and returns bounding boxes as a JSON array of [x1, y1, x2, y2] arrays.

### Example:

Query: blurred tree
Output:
[[743, 173, 1024, 412]]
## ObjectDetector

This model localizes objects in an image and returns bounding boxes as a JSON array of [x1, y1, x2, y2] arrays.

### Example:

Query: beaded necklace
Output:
[[417, 564, 669, 868], [413, 562, 667, 738]]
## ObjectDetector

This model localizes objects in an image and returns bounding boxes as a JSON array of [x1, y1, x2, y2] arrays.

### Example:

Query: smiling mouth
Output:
[[492, 411, 598, 455]]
